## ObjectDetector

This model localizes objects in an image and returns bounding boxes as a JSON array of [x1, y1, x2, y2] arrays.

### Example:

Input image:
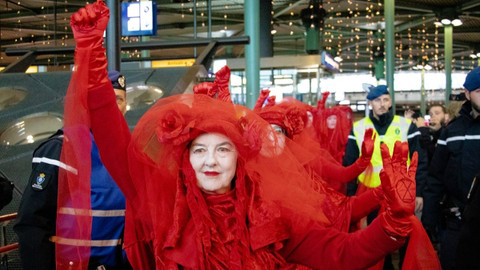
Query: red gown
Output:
[[85, 82, 404, 269]]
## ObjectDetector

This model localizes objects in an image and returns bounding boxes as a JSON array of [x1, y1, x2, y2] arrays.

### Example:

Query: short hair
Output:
[[428, 104, 446, 114]]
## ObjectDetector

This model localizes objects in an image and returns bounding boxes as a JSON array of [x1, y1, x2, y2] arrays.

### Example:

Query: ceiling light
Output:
[[470, 54, 478, 59], [434, 21, 443, 27], [451, 19, 462, 26], [271, 29, 277, 35], [441, 18, 451, 25]]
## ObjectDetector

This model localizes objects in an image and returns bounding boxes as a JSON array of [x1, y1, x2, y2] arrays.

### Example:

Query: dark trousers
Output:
[[440, 217, 462, 270]]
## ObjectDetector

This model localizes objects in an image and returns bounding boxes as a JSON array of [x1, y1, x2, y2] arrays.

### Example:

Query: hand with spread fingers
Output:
[[70, 0, 109, 49], [379, 141, 418, 239], [359, 128, 375, 165]]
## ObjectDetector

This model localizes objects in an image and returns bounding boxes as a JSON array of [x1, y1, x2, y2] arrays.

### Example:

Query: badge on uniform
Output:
[[395, 128, 400, 135], [32, 173, 48, 191]]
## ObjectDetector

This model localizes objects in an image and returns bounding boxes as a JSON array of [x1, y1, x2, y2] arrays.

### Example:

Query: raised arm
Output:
[[281, 142, 417, 269], [70, 0, 135, 200]]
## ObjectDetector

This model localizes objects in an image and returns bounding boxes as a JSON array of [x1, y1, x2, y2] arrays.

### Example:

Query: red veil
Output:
[[314, 103, 353, 164], [128, 86, 333, 268]]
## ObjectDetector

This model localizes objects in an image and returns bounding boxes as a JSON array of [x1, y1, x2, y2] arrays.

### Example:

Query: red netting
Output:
[[129, 93, 333, 267], [314, 105, 353, 163], [56, 48, 93, 270]]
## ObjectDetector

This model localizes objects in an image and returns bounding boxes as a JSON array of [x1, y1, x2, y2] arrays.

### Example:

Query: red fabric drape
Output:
[[56, 49, 93, 269]]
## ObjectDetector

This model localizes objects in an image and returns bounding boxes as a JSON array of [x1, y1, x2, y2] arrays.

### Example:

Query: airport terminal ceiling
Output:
[[1, 0, 480, 73]]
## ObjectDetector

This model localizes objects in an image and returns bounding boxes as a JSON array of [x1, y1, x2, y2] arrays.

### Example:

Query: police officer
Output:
[[343, 85, 428, 208], [423, 66, 480, 270], [14, 71, 131, 270], [343, 85, 428, 269]]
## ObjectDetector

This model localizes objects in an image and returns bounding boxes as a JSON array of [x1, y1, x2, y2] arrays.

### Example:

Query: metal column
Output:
[[384, 0, 395, 114], [444, 24, 453, 106], [106, 0, 121, 71], [421, 68, 426, 116], [244, 0, 260, 109]]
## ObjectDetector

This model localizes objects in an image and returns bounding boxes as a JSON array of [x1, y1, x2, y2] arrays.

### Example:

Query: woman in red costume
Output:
[[60, 1, 420, 269], [314, 92, 354, 164], [254, 90, 372, 195]]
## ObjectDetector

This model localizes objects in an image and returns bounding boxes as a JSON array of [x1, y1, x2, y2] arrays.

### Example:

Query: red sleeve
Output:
[[319, 157, 366, 183], [87, 82, 137, 202], [280, 218, 404, 270], [350, 189, 381, 223]]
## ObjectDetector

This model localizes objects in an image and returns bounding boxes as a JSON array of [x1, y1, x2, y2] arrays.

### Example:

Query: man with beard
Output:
[[423, 66, 480, 270], [343, 85, 428, 269], [413, 105, 447, 164]]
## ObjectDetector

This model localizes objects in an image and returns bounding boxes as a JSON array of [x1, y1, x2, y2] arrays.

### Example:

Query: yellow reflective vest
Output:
[[353, 115, 411, 187]]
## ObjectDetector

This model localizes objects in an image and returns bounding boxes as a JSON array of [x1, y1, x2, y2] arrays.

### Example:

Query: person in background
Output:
[[422, 66, 480, 270], [453, 171, 480, 269], [417, 105, 446, 164], [343, 85, 428, 209], [343, 85, 429, 269], [314, 92, 354, 164], [445, 92, 467, 124], [14, 71, 131, 270]]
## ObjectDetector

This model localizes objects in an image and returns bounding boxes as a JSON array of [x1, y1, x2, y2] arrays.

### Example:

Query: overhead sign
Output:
[[321, 51, 340, 72], [151, 59, 195, 68], [121, 1, 157, 36]]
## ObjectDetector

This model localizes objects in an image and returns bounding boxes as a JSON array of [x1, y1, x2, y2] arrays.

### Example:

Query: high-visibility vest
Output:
[[54, 139, 126, 267], [353, 115, 411, 187]]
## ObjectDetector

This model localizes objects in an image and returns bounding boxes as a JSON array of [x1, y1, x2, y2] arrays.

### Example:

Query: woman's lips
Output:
[[204, 171, 220, 176]]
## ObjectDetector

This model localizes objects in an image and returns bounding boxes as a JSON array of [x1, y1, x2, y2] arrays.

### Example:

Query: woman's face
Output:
[[189, 133, 238, 195], [326, 115, 337, 129]]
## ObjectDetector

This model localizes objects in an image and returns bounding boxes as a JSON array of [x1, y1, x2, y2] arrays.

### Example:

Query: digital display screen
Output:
[[122, 1, 157, 36]]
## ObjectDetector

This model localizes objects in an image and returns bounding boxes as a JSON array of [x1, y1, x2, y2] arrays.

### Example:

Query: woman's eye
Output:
[[218, 147, 230, 152], [192, 148, 205, 154]]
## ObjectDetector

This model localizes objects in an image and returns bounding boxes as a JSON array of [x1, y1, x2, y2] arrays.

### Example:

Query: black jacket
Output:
[[13, 130, 63, 270], [417, 125, 443, 165], [343, 110, 428, 197], [422, 101, 480, 228], [453, 172, 480, 270]]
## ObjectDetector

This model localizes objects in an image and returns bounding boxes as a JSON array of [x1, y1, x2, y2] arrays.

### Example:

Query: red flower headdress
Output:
[[129, 66, 329, 268]]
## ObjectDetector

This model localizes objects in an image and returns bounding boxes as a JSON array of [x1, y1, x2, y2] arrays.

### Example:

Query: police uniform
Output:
[[14, 129, 131, 270], [422, 100, 480, 270], [453, 173, 480, 269], [343, 109, 428, 197]]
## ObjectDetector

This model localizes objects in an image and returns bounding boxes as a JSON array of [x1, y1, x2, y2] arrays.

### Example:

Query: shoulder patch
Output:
[[32, 173, 48, 191]]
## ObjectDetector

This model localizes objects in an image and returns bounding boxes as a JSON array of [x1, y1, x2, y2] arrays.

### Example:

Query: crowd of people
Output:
[[7, 1, 480, 270]]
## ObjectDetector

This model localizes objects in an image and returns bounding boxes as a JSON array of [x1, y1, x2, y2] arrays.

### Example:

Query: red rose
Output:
[[284, 108, 305, 137], [155, 110, 195, 145], [240, 118, 262, 155]]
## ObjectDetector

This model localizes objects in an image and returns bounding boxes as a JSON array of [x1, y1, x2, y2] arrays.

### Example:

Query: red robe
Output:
[[86, 82, 405, 269]]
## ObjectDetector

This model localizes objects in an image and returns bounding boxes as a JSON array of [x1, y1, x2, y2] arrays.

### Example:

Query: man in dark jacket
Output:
[[422, 66, 480, 270], [453, 172, 480, 270], [343, 85, 429, 269], [343, 85, 428, 212]]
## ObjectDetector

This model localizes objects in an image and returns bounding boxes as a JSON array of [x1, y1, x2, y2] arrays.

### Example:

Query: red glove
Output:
[[70, 0, 109, 49], [70, 0, 110, 89], [357, 128, 375, 167], [214, 66, 232, 102], [379, 141, 418, 239], [254, 89, 271, 112]]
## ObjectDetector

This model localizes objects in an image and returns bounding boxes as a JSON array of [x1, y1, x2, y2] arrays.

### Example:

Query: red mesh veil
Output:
[[129, 93, 330, 268], [255, 96, 353, 231], [56, 49, 93, 269], [314, 104, 353, 163]]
